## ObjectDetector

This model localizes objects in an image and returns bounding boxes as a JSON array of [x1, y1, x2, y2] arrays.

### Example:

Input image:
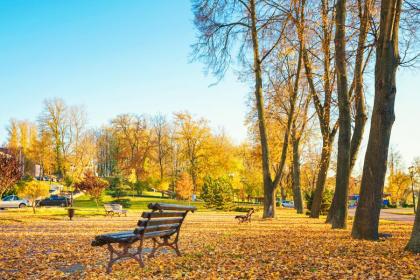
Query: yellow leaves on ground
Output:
[[0, 210, 418, 279]]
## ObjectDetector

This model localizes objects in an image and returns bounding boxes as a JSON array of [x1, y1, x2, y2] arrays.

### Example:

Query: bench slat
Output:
[[134, 223, 180, 234], [92, 231, 138, 246], [142, 211, 186, 219], [144, 229, 177, 238], [148, 203, 197, 212], [137, 217, 184, 227]]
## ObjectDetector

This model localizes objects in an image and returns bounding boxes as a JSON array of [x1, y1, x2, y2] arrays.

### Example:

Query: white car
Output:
[[281, 200, 295, 208], [0, 195, 29, 209]]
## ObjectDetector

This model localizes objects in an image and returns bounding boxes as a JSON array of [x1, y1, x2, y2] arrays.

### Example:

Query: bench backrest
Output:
[[246, 208, 255, 218], [104, 204, 114, 211], [134, 203, 196, 237], [111, 204, 123, 211]]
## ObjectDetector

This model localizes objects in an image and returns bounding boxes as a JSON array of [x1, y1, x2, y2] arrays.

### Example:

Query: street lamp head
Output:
[[409, 166, 415, 176]]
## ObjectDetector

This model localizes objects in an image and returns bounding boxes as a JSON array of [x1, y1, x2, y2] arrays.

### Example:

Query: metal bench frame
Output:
[[235, 208, 255, 223]]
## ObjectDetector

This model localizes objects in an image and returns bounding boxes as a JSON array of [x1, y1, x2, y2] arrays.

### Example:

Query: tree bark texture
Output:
[[352, 0, 401, 240], [405, 194, 420, 253]]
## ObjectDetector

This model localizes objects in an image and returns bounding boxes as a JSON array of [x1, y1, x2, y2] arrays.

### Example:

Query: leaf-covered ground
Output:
[[0, 209, 418, 279]]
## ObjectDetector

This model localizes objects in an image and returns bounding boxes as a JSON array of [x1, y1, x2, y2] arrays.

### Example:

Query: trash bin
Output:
[[67, 208, 75, 220]]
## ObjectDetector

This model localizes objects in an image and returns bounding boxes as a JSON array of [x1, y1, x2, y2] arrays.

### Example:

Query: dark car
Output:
[[38, 195, 70, 207]]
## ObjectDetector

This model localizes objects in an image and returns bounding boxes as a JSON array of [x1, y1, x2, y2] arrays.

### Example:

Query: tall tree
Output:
[[327, 0, 374, 227], [174, 112, 210, 194], [111, 114, 153, 181], [352, 0, 402, 240], [291, 93, 311, 214], [152, 114, 171, 181], [330, 0, 351, 229], [7, 119, 19, 149], [39, 98, 68, 178], [302, 0, 339, 218], [193, 0, 290, 218]]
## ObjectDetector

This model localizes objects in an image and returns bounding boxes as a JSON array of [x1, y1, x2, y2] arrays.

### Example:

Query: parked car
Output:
[[281, 200, 295, 208], [0, 195, 29, 209], [38, 195, 70, 207]]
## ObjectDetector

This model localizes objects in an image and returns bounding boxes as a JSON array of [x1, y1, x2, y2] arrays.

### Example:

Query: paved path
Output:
[[348, 208, 415, 222]]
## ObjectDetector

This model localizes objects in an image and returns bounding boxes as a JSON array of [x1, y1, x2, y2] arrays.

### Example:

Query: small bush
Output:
[[108, 176, 129, 199], [201, 176, 234, 210], [385, 204, 397, 208], [110, 198, 131, 208], [401, 202, 414, 208], [234, 206, 254, 212]]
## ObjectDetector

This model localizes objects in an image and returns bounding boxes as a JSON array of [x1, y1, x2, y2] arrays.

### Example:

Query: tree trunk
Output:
[[331, 0, 351, 229], [302, 39, 336, 219], [191, 170, 198, 195], [310, 138, 333, 218], [250, 0, 276, 218], [263, 181, 276, 218], [292, 134, 304, 214], [405, 195, 420, 253], [352, 0, 401, 240], [327, 0, 370, 225], [349, 0, 370, 171]]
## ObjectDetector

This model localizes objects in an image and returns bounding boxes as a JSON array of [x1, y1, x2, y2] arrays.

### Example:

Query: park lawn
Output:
[[0, 209, 418, 279], [73, 194, 206, 211], [0, 195, 260, 221]]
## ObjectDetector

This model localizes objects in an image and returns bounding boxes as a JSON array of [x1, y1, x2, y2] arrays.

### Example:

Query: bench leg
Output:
[[149, 236, 182, 258], [149, 238, 158, 258], [105, 242, 144, 273], [173, 242, 181, 256]]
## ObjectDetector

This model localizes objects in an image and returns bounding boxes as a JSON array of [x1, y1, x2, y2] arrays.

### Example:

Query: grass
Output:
[[73, 194, 205, 211]]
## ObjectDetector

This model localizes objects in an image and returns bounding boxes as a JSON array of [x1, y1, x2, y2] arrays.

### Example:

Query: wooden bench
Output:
[[104, 203, 128, 217], [235, 208, 255, 223], [92, 203, 196, 273]]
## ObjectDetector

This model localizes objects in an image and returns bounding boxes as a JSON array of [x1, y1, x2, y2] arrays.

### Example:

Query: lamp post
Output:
[[408, 166, 416, 214]]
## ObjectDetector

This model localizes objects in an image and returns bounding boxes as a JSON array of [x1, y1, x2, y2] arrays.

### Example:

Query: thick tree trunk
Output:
[[352, 0, 401, 240], [292, 134, 304, 214], [405, 195, 420, 253], [310, 138, 333, 218], [327, 0, 371, 225], [263, 181, 276, 218], [250, 0, 275, 218], [331, 0, 351, 229]]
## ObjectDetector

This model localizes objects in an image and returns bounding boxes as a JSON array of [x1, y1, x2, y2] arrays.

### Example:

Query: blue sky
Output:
[[0, 1, 419, 169], [0, 0, 249, 143]]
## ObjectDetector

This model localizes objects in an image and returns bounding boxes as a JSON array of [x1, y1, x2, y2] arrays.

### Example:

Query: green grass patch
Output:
[[73, 194, 205, 211]]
